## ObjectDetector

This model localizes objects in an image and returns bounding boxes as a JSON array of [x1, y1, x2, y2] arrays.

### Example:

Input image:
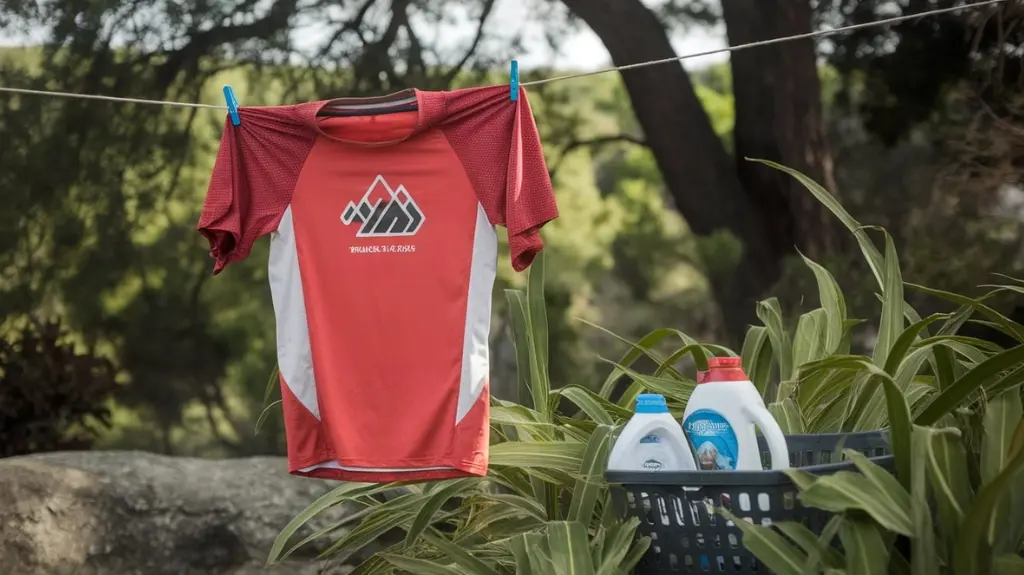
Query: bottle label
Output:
[[641, 458, 663, 470], [683, 409, 739, 470]]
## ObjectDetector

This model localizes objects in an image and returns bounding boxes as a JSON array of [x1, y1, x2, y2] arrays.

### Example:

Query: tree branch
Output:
[[314, 0, 377, 62], [156, 0, 301, 87], [442, 0, 497, 85], [548, 133, 646, 180], [352, 0, 408, 92]]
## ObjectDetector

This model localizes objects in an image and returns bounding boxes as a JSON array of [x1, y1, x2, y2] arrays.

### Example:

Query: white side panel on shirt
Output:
[[269, 206, 321, 420], [456, 203, 497, 424]]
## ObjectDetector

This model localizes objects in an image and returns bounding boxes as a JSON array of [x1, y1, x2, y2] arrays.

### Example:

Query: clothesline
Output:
[[0, 0, 1006, 111]]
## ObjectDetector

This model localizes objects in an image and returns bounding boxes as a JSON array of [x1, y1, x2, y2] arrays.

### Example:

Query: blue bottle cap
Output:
[[635, 393, 669, 414]]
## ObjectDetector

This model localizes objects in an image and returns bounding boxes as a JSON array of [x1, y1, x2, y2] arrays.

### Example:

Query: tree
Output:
[[559, 0, 840, 341], [559, 0, 1021, 341], [2, 0, 1018, 456], [0, 0, 563, 452]]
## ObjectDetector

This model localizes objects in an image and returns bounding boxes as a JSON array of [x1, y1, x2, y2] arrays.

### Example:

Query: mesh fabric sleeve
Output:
[[197, 107, 317, 274], [438, 86, 559, 272]]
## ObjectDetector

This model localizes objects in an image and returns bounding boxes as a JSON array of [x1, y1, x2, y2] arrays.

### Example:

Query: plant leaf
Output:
[[933, 305, 976, 390], [769, 397, 805, 434], [757, 297, 794, 386], [268, 481, 385, 563], [808, 355, 911, 486], [838, 517, 889, 575], [404, 478, 482, 549], [719, 508, 807, 575], [981, 389, 1024, 553], [616, 533, 651, 575], [584, 323, 701, 398], [792, 308, 828, 369], [750, 159, 883, 289], [377, 554, 465, 574], [263, 364, 280, 404], [800, 252, 847, 355], [794, 469, 913, 535], [422, 531, 504, 575], [982, 389, 1023, 482], [528, 251, 549, 387], [995, 554, 1024, 575], [752, 159, 933, 344], [741, 325, 774, 396], [523, 531, 557, 573], [772, 519, 843, 572], [546, 521, 597, 575], [906, 283, 1024, 344], [598, 356, 695, 407], [883, 313, 949, 376], [954, 439, 1024, 575], [871, 228, 905, 368], [510, 532, 535, 575], [594, 517, 647, 575], [505, 289, 538, 410], [489, 440, 586, 471], [839, 318, 867, 355], [876, 368, 914, 489], [921, 426, 973, 545], [554, 385, 632, 424], [525, 252, 553, 468], [652, 342, 715, 379], [254, 399, 282, 436], [568, 425, 614, 525], [915, 345, 1024, 425], [910, 426, 940, 575], [317, 505, 416, 559]]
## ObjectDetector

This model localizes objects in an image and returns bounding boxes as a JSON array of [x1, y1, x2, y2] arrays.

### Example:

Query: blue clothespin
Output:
[[223, 85, 240, 126], [509, 60, 519, 101]]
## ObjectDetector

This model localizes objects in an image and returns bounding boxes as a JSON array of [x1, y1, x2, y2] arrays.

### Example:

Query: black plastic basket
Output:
[[606, 431, 893, 574]]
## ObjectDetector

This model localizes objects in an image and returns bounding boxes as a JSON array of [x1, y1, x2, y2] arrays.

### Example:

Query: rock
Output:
[[0, 451, 379, 575]]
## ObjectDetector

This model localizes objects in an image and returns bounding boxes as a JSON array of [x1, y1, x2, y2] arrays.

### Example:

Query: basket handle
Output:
[[746, 405, 791, 470]]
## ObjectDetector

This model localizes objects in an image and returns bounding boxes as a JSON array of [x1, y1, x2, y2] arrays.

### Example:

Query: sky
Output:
[[494, 0, 728, 71], [0, 0, 730, 73]]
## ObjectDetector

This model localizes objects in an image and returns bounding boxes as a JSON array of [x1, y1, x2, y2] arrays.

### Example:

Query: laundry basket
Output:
[[606, 431, 893, 574]]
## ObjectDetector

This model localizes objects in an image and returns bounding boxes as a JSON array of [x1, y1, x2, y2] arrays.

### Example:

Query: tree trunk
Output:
[[721, 0, 841, 261], [560, 0, 841, 342], [560, 0, 777, 342]]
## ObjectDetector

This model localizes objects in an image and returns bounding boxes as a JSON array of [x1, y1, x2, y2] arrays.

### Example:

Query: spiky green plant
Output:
[[707, 167, 1024, 575], [266, 160, 1024, 574]]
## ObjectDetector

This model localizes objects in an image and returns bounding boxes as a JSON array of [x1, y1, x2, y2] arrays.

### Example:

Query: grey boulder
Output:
[[0, 451, 379, 575]]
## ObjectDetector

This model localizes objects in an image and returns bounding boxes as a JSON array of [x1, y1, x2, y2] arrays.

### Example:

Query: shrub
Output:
[[712, 162, 1024, 574], [268, 160, 1024, 574], [0, 319, 119, 456]]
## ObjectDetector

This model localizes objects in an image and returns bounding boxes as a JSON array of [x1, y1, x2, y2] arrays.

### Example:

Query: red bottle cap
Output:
[[697, 356, 748, 383]]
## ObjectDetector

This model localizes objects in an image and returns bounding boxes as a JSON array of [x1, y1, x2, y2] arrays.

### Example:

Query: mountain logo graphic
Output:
[[341, 175, 425, 237]]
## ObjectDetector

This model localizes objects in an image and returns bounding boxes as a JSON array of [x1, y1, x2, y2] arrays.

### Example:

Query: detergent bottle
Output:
[[682, 357, 789, 471], [607, 393, 697, 472]]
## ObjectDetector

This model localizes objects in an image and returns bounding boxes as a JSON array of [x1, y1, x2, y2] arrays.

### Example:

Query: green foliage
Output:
[[733, 400, 1024, 574], [272, 161, 1024, 573], [0, 319, 119, 456], [703, 162, 1024, 573]]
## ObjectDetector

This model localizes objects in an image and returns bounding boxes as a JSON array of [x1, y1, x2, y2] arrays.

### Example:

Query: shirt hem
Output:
[[288, 454, 487, 483]]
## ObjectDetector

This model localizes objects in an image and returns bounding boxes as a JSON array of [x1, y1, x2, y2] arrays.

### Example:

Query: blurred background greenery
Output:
[[0, 0, 1021, 460]]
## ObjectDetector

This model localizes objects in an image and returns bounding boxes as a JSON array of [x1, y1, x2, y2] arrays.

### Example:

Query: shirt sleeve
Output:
[[439, 86, 559, 272], [197, 107, 317, 274]]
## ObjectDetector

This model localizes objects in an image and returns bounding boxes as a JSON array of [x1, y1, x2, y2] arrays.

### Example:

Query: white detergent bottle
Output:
[[682, 357, 789, 471], [608, 393, 697, 472]]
